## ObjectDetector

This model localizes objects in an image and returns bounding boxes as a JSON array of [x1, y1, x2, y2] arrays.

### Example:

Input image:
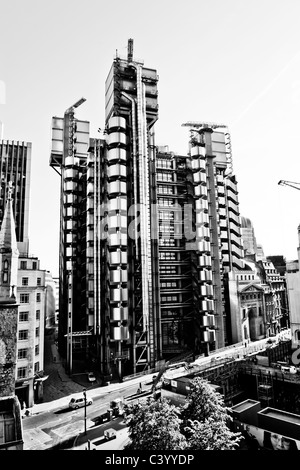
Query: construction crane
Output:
[[181, 121, 227, 130], [278, 180, 300, 191]]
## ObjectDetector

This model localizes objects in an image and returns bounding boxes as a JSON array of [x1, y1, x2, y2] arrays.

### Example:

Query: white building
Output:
[[15, 255, 46, 407]]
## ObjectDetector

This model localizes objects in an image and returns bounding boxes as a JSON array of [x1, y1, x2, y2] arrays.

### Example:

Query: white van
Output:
[[69, 396, 93, 409]]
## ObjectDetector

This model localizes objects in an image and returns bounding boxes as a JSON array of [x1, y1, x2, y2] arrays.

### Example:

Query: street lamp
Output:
[[83, 388, 87, 435]]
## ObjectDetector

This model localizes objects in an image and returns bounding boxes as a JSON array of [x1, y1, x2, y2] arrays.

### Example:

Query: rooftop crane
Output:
[[181, 121, 227, 130], [278, 180, 300, 191]]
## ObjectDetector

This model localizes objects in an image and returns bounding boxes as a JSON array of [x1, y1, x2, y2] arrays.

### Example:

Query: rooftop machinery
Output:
[[278, 180, 300, 191]]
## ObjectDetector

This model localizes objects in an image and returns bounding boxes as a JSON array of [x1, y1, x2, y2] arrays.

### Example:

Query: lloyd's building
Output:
[[50, 40, 244, 379]]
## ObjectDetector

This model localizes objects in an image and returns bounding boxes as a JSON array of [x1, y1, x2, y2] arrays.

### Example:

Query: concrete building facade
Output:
[[15, 255, 46, 407]]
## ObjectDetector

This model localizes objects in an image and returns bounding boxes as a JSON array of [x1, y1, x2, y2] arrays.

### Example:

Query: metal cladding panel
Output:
[[108, 232, 128, 246], [110, 269, 121, 283], [195, 199, 208, 212], [110, 251, 121, 264], [110, 307, 128, 322], [107, 148, 127, 162], [108, 116, 126, 130], [110, 288, 121, 302], [200, 316, 209, 327], [108, 197, 127, 212], [105, 63, 115, 120], [191, 146, 206, 158], [142, 67, 158, 80], [108, 181, 127, 194], [107, 132, 127, 146], [107, 164, 127, 179], [108, 214, 127, 229], [111, 326, 129, 341]]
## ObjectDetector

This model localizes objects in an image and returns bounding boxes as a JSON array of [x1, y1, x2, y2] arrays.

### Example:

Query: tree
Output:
[[181, 377, 242, 450], [124, 397, 187, 450], [182, 376, 232, 424], [184, 418, 241, 450]]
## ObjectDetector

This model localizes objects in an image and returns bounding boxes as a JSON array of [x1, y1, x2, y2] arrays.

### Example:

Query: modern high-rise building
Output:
[[0, 140, 31, 256], [50, 41, 254, 379], [241, 216, 258, 256]]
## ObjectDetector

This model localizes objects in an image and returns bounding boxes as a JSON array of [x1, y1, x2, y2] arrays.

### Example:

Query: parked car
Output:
[[87, 372, 96, 382], [69, 396, 93, 409], [104, 428, 116, 441]]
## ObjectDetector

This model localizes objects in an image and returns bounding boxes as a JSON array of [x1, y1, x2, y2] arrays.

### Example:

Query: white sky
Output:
[[1, 0, 300, 277]]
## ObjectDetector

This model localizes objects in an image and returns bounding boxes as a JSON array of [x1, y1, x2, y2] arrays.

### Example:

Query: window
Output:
[[158, 196, 174, 205], [36, 293, 41, 302], [18, 330, 28, 341], [20, 261, 27, 269], [157, 171, 173, 182], [35, 327, 39, 338], [19, 311, 29, 322], [157, 159, 172, 169], [17, 367, 27, 379], [2, 259, 8, 284], [159, 252, 176, 261], [35, 345, 39, 355], [161, 295, 178, 302], [0, 411, 15, 444], [20, 294, 29, 304], [22, 277, 28, 286], [18, 349, 27, 360], [36, 310, 40, 320], [157, 187, 174, 196], [162, 322, 179, 346], [160, 265, 177, 275], [32, 262, 37, 270], [34, 362, 40, 373], [159, 238, 175, 246], [37, 277, 41, 286]]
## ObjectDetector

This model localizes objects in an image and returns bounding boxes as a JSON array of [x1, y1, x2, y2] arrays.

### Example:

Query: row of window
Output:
[[158, 197, 175, 205], [161, 282, 177, 288], [157, 187, 174, 195], [17, 362, 40, 379], [18, 328, 39, 340], [159, 252, 176, 260], [20, 260, 38, 270], [159, 239, 176, 246], [157, 172, 173, 182], [156, 159, 173, 169], [20, 293, 41, 303], [18, 345, 39, 359], [19, 310, 40, 321], [158, 211, 174, 220], [241, 294, 262, 301], [160, 266, 177, 274], [162, 296, 178, 302], [22, 277, 41, 286]]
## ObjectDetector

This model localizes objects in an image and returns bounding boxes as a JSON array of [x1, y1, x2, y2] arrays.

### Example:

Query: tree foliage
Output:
[[184, 417, 241, 450], [181, 377, 242, 450], [124, 397, 187, 450], [124, 377, 242, 451], [181, 376, 231, 424]]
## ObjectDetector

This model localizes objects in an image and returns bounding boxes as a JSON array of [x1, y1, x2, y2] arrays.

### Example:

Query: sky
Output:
[[1, 0, 300, 277]]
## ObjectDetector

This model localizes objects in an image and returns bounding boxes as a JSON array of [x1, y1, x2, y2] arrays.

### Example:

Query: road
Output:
[[22, 379, 153, 450]]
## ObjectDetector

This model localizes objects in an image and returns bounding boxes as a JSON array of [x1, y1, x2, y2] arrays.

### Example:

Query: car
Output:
[[104, 428, 117, 441], [87, 372, 96, 382], [69, 396, 93, 409]]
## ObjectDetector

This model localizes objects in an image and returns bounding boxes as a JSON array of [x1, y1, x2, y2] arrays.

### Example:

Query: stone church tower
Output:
[[0, 182, 19, 396]]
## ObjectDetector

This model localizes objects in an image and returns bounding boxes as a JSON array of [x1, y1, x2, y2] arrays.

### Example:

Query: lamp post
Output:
[[83, 388, 87, 435]]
